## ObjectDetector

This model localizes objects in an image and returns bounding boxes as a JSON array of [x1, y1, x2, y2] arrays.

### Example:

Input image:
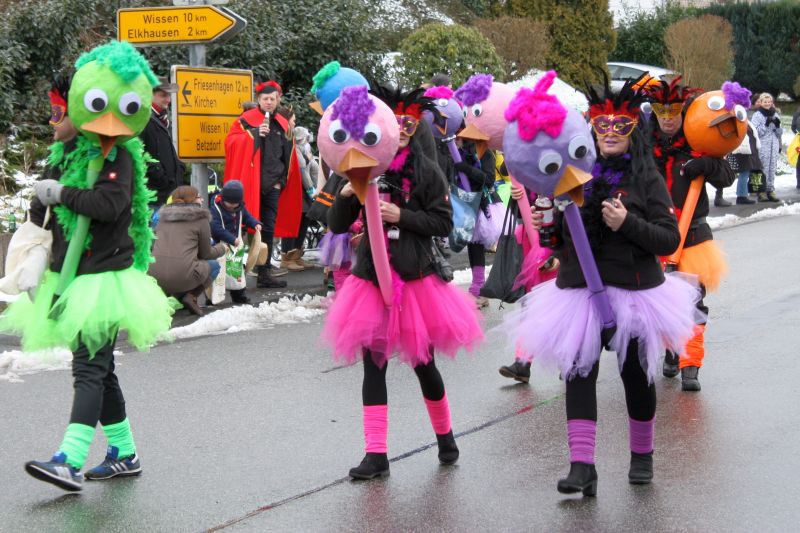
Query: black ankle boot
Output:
[[349, 453, 390, 480], [662, 351, 679, 378], [681, 366, 701, 391], [557, 462, 598, 496], [629, 452, 654, 484], [436, 430, 459, 465], [498, 360, 531, 383]]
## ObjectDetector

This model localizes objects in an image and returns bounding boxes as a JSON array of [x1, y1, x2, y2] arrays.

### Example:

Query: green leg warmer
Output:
[[58, 423, 95, 469], [102, 418, 136, 458]]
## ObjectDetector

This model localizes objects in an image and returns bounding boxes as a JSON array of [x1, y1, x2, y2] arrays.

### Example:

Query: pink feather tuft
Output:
[[388, 147, 411, 172], [504, 71, 567, 141], [424, 86, 455, 100]]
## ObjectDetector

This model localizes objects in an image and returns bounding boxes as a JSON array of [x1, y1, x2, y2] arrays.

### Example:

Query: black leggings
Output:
[[362, 349, 445, 406], [69, 341, 127, 427], [565, 340, 656, 422], [467, 242, 485, 268]]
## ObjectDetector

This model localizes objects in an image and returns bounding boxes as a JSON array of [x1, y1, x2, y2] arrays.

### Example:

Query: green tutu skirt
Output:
[[0, 268, 179, 356]]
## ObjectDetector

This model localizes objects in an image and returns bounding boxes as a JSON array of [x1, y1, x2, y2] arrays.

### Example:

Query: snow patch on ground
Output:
[[166, 295, 327, 340], [0, 348, 72, 383], [709, 202, 800, 231], [452, 264, 492, 286]]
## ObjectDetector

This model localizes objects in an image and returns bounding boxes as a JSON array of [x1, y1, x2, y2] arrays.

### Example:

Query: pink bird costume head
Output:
[[502, 71, 596, 205], [455, 73, 516, 155], [317, 85, 400, 203]]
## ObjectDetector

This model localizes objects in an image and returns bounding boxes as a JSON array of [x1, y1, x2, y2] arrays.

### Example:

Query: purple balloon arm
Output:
[[365, 184, 393, 307], [446, 139, 471, 191], [562, 203, 616, 329]]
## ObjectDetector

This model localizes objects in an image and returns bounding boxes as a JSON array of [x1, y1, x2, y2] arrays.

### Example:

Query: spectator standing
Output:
[[281, 125, 319, 271], [726, 123, 760, 204], [751, 93, 782, 202], [141, 77, 186, 208], [792, 107, 800, 188], [224, 82, 292, 288], [149, 186, 225, 316], [210, 181, 263, 304]]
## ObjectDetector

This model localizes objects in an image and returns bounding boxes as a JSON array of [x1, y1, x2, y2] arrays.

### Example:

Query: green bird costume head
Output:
[[69, 41, 158, 157]]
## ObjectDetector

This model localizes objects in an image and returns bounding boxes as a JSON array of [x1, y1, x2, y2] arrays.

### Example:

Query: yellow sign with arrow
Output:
[[118, 5, 245, 46]]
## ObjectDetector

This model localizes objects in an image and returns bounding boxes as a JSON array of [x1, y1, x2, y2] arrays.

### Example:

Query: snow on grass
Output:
[[0, 348, 73, 383], [709, 202, 800, 231], [166, 295, 327, 341]]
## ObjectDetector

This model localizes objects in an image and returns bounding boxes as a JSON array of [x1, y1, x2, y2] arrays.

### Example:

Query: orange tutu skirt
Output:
[[678, 240, 727, 293]]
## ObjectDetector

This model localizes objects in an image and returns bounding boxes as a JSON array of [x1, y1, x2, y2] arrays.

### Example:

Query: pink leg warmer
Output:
[[567, 419, 596, 464], [424, 394, 452, 435], [629, 417, 655, 454], [363, 405, 388, 453]]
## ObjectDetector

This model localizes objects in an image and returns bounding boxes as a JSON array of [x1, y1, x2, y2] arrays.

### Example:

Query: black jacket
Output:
[[258, 116, 292, 192], [555, 158, 680, 290], [31, 147, 136, 275], [457, 142, 498, 209], [327, 122, 453, 282], [650, 126, 734, 247], [140, 110, 186, 206]]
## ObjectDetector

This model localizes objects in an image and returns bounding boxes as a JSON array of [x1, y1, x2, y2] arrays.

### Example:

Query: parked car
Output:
[[607, 62, 675, 90]]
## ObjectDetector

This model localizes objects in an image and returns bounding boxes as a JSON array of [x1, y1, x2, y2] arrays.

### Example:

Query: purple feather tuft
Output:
[[331, 86, 375, 139], [455, 74, 493, 106], [504, 71, 567, 141], [722, 81, 752, 110]]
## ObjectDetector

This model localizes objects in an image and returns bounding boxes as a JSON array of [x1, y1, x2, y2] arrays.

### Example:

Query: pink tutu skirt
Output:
[[322, 274, 484, 368], [513, 239, 558, 292], [505, 273, 703, 382], [319, 232, 352, 269]]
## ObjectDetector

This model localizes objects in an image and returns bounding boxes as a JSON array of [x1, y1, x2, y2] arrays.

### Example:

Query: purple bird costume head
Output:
[[502, 71, 596, 203], [422, 86, 463, 140]]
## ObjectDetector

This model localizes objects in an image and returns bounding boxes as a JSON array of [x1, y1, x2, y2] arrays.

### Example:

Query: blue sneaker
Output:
[[25, 452, 83, 491], [85, 446, 142, 480]]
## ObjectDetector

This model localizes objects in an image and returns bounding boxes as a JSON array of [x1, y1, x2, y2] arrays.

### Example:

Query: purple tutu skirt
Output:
[[322, 274, 484, 368], [319, 232, 352, 269], [505, 273, 703, 382], [472, 202, 505, 247]]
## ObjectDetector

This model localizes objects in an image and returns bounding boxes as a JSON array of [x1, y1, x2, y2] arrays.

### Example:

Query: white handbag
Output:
[[0, 207, 52, 297]]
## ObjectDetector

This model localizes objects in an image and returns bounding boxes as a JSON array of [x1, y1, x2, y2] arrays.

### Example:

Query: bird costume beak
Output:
[[309, 100, 324, 116], [554, 165, 594, 206], [338, 147, 378, 203], [457, 123, 491, 158], [81, 112, 135, 158], [709, 112, 738, 139]]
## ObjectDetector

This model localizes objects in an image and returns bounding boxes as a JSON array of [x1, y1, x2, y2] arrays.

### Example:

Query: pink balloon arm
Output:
[[510, 176, 536, 248], [365, 184, 393, 307], [445, 138, 471, 191]]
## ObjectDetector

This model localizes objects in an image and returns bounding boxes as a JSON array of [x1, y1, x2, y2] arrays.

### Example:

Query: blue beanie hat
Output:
[[222, 180, 244, 203]]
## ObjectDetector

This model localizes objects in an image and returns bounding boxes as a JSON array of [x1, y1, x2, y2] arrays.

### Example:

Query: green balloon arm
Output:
[[53, 155, 105, 297]]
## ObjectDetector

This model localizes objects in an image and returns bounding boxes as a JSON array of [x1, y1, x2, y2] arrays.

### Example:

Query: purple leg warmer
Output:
[[567, 419, 596, 464], [469, 266, 485, 297], [629, 417, 655, 454]]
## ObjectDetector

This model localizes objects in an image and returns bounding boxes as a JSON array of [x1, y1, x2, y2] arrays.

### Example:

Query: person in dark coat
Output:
[[140, 77, 186, 208], [150, 186, 226, 316], [726, 122, 761, 204]]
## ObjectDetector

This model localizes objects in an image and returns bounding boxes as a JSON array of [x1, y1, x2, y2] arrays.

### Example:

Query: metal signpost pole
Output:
[[188, 0, 209, 194]]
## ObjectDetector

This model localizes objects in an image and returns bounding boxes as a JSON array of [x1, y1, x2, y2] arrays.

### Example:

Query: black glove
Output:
[[454, 161, 474, 174], [771, 117, 781, 128], [681, 156, 716, 180]]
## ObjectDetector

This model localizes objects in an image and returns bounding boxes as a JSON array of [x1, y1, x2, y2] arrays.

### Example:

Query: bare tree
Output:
[[474, 16, 549, 81], [664, 14, 734, 91]]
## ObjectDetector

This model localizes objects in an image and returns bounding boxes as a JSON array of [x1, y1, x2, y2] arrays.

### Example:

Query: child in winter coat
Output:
[[210, 180, 263, 304]]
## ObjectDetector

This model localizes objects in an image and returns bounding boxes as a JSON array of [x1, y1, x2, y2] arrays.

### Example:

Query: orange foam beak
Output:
[[709, 112, 738, 139], [554, 165, 594, 206], [338, 148, 378, 203], [458, 123, 490, 142], [309, 100, 324, 116], [81, 112, 135, 158]]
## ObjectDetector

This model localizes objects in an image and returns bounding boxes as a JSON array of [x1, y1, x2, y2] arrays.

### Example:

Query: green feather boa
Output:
[[47, 135, 156, 271]]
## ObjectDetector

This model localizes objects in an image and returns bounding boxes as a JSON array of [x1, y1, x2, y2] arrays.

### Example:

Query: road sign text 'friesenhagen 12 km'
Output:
[[171, 66, 253, 162]]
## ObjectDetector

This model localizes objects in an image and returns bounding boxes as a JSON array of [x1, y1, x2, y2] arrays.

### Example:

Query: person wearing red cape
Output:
[[224, 81, 303, 289]]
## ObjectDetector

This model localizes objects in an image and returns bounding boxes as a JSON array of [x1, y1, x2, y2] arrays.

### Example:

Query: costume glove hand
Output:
[[34, 179, 64, 206], [771, 117, 781, 128], [681, 157, 716, 180], [454, 161, 479, 178]]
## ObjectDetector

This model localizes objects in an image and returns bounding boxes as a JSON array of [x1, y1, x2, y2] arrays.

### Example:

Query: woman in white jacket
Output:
[[726, 122, 761, 204], [750, 93, 782, 202]]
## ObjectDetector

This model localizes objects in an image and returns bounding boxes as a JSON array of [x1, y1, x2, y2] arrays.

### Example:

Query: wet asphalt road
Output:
[[0, 214, 798, 532]]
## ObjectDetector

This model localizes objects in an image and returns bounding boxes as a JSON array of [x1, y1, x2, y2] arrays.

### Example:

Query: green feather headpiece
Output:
[[75, 40, 158, 87], [311, 61, 341, 94]]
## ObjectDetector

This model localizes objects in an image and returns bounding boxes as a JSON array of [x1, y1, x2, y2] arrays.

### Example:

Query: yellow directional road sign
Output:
[[118, 5, 245, 46], [171, 66, 253, 162]]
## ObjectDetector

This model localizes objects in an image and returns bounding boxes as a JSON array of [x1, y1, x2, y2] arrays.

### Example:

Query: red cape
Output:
[[223, 108, 300, 238]]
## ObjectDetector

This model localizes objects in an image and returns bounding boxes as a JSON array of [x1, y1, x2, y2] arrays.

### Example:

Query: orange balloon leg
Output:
[[666, 177, 704, 269]]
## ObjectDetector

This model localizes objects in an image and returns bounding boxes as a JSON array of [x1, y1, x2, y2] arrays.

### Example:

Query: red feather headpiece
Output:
[[645, 76, 702, 105], [585, 72, 647, 120], [48, 88, 67, 110]]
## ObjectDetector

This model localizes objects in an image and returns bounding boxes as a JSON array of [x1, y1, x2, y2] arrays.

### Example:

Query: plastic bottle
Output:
[[534, 195, 556, 247], [8, 212, 16, 232]]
